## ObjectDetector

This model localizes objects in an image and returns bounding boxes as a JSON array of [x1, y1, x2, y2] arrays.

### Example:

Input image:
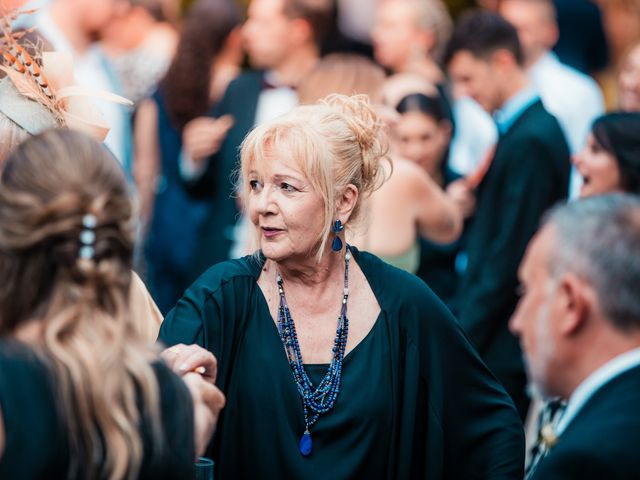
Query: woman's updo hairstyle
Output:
[[240, 93, 390, 260], [0, 129, 134, 330]]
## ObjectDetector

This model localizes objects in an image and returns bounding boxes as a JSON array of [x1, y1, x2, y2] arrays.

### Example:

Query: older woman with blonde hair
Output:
[[159, 94, 524, 478]]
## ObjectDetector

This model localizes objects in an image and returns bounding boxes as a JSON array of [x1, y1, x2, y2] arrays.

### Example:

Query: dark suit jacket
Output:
[[183, 71, 265, 277], [532, 364, 640, 479], [457, 100, 570, 376]]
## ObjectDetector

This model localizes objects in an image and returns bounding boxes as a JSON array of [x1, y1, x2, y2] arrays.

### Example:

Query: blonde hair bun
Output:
[[320, 93, 390, 197]]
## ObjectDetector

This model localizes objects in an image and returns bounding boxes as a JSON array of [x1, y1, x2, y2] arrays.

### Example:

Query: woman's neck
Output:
[[268, 247, 347, 290], [14, 319, 44, 344]]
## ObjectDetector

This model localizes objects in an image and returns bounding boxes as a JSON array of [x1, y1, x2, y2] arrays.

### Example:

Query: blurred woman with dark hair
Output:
[[393, 91, 453, 187], [134, 0, 243, 313], [573, 112, 640, 197], [392, 90, 465, 310]]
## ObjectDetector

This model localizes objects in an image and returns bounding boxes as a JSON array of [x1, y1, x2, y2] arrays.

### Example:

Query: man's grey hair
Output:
[[543, 194, 640, 332]]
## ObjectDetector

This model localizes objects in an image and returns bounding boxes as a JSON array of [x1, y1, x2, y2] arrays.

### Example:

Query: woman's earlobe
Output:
[[336, 184, 359, 219]]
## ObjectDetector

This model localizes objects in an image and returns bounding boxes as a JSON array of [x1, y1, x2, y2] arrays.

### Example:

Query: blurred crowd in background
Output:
[[2, 0, 640, 467]]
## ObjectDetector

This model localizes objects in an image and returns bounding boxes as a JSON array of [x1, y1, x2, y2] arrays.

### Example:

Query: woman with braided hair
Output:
[[0, 129, 222, 479]]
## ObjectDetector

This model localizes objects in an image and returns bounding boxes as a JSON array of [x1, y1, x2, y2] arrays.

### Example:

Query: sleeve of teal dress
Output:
[[360, 251, 525, 478], [373, 255, 525, 478], [157, 259, 255, 388], [417, 284, 526, 479]]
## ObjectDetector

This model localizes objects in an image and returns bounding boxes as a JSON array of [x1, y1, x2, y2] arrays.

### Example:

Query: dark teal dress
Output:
[[0, 340, 195, 479], [159, 248, 525, 479]]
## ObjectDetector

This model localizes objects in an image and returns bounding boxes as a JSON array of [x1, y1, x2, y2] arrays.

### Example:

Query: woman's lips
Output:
[[261, 227, 283, 238]]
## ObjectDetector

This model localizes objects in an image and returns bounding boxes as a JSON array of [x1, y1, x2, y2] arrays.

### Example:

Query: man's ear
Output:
[[335, 184, 359, 224], [543, 22, 559, 50], [557, 273, 591, 336], [289, 18, 313, 46], [415, 29, 436, 55], [490, 48, 519, 71], [440, 119, 453, 142]]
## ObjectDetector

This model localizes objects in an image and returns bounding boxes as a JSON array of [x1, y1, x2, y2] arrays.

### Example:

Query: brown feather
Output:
[[1, 8, 62, 123]]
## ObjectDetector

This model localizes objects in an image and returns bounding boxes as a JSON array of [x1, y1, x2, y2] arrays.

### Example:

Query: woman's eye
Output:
[[280, 182, 296, 192], [590, 142, 603, 154], [249, 180, 261, 191]]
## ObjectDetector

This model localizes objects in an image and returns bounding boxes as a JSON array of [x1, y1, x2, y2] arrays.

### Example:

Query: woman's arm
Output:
[[410, 164, 463, 244], [129, 271, 163, 341], [133, 99, 160, 228]]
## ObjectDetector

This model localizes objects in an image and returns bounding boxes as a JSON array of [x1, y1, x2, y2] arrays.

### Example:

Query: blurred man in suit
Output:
[[511, 194, 640, 479], [499, 0, 604, 198], [444, 9, 570, 419], [499, 0, 604, 155]]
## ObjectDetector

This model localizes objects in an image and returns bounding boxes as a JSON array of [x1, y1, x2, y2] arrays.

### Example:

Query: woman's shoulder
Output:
[[387, 157, 435, 193], [355, 248, 438, 303], [191, 255, 263, 293], [388, 157, 426, 182], [0, 340, 45, 372]]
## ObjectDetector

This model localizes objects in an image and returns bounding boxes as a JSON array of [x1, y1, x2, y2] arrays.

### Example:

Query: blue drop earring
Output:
[[331, 220, 344, 252]]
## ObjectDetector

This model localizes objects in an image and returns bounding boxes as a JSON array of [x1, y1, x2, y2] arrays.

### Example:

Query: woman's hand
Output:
[[161, 343, 217, 384], [161, 344, 226, 455], [446, 179, 476, 219], [182, 115, 234, 165]]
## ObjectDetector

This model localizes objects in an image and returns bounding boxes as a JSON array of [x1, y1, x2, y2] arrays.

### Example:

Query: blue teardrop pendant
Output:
[[299, 430, 312, 456], [331, 236, 343, 252]]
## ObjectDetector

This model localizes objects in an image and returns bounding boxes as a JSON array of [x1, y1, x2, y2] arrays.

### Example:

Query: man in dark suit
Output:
[[510, 194, 640, 479], [444, 10, 571, 419], [180, 0, 332, 275]]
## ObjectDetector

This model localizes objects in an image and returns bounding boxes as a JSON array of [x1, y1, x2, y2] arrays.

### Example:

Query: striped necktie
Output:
[[525, 399, 566, 479]]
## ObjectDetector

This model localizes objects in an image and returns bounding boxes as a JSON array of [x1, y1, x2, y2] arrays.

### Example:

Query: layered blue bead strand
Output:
[[276, 246, 351, 456]]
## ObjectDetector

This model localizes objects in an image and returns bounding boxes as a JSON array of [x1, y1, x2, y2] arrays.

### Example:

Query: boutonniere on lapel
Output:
[[540, 423, 559, 450]]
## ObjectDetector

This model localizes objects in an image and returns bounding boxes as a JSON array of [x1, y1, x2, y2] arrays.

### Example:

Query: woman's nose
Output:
[[255, 185, 277, 214], [571, 151, 583, 167]]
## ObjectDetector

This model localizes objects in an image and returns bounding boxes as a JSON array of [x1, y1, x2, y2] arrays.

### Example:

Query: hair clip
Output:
[[82, 214, 97, 229], [79, 214, 97, 260]]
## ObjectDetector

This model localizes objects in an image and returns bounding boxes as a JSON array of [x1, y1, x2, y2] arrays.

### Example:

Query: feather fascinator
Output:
[[0, 7, 132, 140]]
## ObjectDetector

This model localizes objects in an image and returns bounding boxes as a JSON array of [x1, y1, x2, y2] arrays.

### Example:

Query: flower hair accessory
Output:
[[0, 8, 132, 140]]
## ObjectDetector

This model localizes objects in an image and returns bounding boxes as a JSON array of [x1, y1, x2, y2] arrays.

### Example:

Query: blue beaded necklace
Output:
[[276, 246, 351, 457]]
